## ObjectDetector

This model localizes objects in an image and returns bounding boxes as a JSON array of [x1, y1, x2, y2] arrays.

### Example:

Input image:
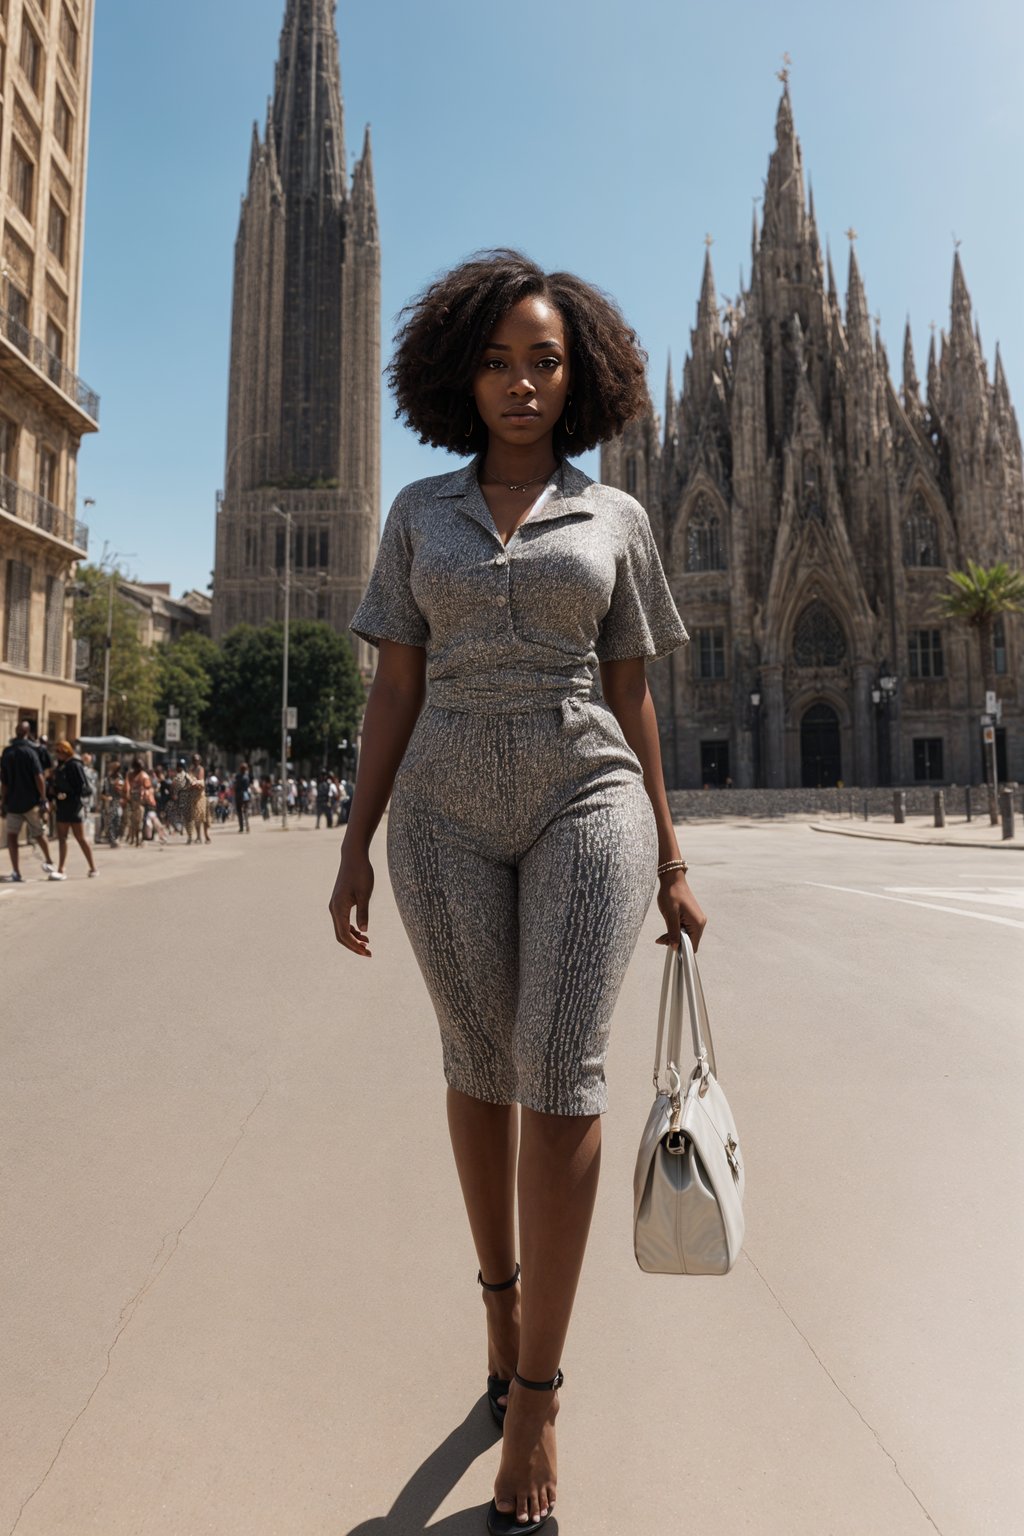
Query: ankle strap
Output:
[[477, 1262, 520, 1292], [514, 1368, 564, 1392]]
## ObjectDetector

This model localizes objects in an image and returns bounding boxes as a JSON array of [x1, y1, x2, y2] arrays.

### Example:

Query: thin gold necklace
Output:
[[480, 466, 558, 493]]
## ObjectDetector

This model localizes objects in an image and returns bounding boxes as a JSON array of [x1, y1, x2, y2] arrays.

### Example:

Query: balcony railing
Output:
[[0, 305, 101, 425], [0, 472, 89, 553]]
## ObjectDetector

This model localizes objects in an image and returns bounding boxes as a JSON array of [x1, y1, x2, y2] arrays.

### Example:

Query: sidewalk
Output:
[[811, 813, 1024, 849]]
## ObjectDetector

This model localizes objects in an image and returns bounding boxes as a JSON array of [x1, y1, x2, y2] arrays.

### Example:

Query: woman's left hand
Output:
[[656, 872, 707, 953]]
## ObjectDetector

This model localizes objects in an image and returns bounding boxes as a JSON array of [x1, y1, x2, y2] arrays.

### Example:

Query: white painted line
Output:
[[805, 882, 1024, 930], [884, 886, 1024, 911]]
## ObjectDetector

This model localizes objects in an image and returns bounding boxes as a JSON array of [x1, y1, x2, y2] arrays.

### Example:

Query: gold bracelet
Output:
[[657, 858, 689, 876]]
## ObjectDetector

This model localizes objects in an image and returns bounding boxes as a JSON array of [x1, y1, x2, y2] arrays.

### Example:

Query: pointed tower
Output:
[[213, 0, 381, 653]]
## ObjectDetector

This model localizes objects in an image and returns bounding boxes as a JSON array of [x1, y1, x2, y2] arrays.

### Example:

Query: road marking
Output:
[[885, 885, 1024, 911], [806, 882, 1024, 929]]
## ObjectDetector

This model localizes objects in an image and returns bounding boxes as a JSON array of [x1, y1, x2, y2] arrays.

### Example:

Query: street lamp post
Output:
[[273, 505, 291, 831], [872, 668, 898, 786], [749, 689, 762, 789]]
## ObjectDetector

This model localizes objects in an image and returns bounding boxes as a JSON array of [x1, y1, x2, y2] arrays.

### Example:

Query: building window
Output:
[[48, 199, 68, 264], [912, 738, 944, 782], [5, 283, 31, 353], [625, 454, 637, 496], [992, 616, 1008, 676], [0, 415, 16, 480], [19, 18, 42, 92], [54, 90, 73, 154], [902, 492, 940, 567], [792, 600, 847, 667], [700, 740, 730, 788], [319, 528, 329, 568], [11, 140, 35, 219], [45, 318, 64, 387], [44, 574, 65, 675], [686, 494, 726, 572], [695, 627, 726, 680], [801, 454, 824, 522], [908, 628, 944, 678], [274, 528, 285, 571], [4, 559, 31, 669], [38, 446, 58, 503], [59, 4, 79, 68]]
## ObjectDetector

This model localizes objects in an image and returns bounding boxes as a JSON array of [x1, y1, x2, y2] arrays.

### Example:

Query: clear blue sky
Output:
[[79, 0, 1024, 595]]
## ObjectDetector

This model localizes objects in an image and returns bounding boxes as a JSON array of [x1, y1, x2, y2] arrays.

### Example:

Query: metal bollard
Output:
[[965, 785, 972, 822], [1000, 786, 1016, 841], [893, 790, 906, 824], [933, 790, 945, 828], [863, 795, 869, 822]]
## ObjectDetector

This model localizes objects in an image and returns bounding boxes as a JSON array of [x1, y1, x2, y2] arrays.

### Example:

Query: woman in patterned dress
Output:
[[329, 252, 706, 1534]]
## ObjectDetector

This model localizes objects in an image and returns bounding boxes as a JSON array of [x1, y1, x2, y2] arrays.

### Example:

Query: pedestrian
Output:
[[101, 759, 126, 845], [125, 757, 154, 847], [259, 775, 272, 819], [1, 721, 55, 881], [328, 251, 706, 1535], [189, 753, 212, 844], [47, 740, 98, 879], [234, 761, 252, 833], [315, 773, 332, 829]]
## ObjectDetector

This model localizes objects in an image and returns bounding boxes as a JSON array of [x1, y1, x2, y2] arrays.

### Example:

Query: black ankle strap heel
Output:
[[478, 1263, 521, 1292], [513, 1368, 564, 1392], [479, 1264, 521, 1428]]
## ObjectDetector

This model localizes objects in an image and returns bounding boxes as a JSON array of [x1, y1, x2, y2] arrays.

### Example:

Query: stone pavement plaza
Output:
[[2, 816, 1022, 1535]]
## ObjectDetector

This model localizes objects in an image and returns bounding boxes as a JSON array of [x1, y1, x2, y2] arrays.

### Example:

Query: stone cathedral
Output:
[[212, 0, 380, 667], [603, 86, 1023, 791]]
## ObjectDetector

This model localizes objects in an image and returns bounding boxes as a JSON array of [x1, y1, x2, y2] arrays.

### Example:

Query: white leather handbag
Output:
[[633, 936, 745, 1275]]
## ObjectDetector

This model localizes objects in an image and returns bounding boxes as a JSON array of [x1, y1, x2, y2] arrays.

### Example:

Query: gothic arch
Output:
[[791, 599, 847, 668], [683, 489, 727, 573], [902, 489, 941, 568]]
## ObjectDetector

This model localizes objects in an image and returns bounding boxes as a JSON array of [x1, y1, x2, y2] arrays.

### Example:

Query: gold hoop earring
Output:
[[563, 397, 577, 436], [464, 403, 475, 439]]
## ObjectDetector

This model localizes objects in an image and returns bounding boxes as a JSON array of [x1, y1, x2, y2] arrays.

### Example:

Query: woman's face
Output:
[[472, 295, 570, 452]]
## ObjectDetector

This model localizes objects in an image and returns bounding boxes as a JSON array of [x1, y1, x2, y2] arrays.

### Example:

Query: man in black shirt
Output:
[[1, 722, 55, 882]]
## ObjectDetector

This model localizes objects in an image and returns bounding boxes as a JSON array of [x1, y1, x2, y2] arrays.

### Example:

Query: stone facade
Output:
[[212, 0, 380, 670], [117, 582, 212, 650], [602, 87, 1023, 790], [0, 0, 97, 746]]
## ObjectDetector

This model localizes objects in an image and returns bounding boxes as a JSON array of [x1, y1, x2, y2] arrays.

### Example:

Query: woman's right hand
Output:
[[329, 846, 375, 957]]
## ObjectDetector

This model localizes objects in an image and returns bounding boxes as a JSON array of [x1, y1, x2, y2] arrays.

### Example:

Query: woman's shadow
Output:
[[343, 1397, 559, 1536]]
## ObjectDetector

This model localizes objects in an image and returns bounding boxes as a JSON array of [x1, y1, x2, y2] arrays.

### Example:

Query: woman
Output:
[[233, 762, 251, 833], [329, 251, 706, 1535], [125, 757, 154, 848], [189, 753, 212, 844], [48, 740, 97, 879]]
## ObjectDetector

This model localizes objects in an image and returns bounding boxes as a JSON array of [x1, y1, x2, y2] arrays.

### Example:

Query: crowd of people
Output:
[[1, 720, 353, 883]]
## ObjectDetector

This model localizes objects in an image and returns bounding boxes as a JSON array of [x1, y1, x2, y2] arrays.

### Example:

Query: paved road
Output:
[[2, 818, 1021, 1535]]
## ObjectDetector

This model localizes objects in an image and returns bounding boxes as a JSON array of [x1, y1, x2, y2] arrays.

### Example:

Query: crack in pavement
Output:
[[7, 1078, 271, 1536], [742, 1247, 945, 1534]]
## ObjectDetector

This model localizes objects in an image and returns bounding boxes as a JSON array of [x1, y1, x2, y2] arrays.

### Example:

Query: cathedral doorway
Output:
[[801, 703, 841, 787]]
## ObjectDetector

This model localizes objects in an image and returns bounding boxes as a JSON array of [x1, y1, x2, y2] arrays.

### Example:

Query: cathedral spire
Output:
[[273, 0, 347, 207], [664, 348, 675, 433], [761, 84, 806, 250], [902, 319, 920, 401], [351, 124, 379, 240], [845, 243, 872, 353]]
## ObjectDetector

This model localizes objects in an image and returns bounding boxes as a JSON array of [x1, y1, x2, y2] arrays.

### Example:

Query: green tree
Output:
[[73, 566, 159, 738], [209, 621, 365, 765], [938, 559, 1024, 815], [153, 632, 219, 752]]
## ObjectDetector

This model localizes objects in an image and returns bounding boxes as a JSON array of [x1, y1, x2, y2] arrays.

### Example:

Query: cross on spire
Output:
[[845, 227, 858, 243], [776, 51, 792, 84], [705, 233, 714, 250]]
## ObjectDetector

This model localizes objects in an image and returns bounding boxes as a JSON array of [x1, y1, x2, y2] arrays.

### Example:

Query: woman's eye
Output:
[[484, 358, 505, 370], [538, 357, 561, 370]]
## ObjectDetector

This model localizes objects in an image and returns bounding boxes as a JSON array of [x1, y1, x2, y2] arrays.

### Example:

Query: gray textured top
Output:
[[350, 458, 689, 713]]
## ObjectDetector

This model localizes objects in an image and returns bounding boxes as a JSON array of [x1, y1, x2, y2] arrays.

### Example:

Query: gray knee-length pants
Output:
[[386, 696, 658, 1116]]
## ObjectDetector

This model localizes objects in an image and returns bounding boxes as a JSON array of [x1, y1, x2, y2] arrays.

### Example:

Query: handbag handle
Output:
[[653, 935, 717, 1093]]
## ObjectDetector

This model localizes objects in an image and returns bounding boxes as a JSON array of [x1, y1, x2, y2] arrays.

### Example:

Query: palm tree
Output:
[[938, 560, 1024, 819]]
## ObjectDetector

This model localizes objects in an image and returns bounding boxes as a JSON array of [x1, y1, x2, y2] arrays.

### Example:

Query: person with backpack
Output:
[[47, 740, 98, 879]]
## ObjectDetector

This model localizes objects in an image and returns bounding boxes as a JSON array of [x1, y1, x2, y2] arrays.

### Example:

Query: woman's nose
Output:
[[508, 375, 535, 396]]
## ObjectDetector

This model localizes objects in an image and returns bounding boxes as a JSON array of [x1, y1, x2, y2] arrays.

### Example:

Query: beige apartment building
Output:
[[0, 0, 97, 746]]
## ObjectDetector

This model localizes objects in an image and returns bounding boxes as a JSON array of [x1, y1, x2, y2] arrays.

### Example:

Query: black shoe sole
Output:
[[486, 1499, 552, 1535]]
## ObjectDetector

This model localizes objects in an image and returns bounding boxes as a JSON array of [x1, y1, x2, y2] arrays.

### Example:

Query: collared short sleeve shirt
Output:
[[351, 460, 688, 711]]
